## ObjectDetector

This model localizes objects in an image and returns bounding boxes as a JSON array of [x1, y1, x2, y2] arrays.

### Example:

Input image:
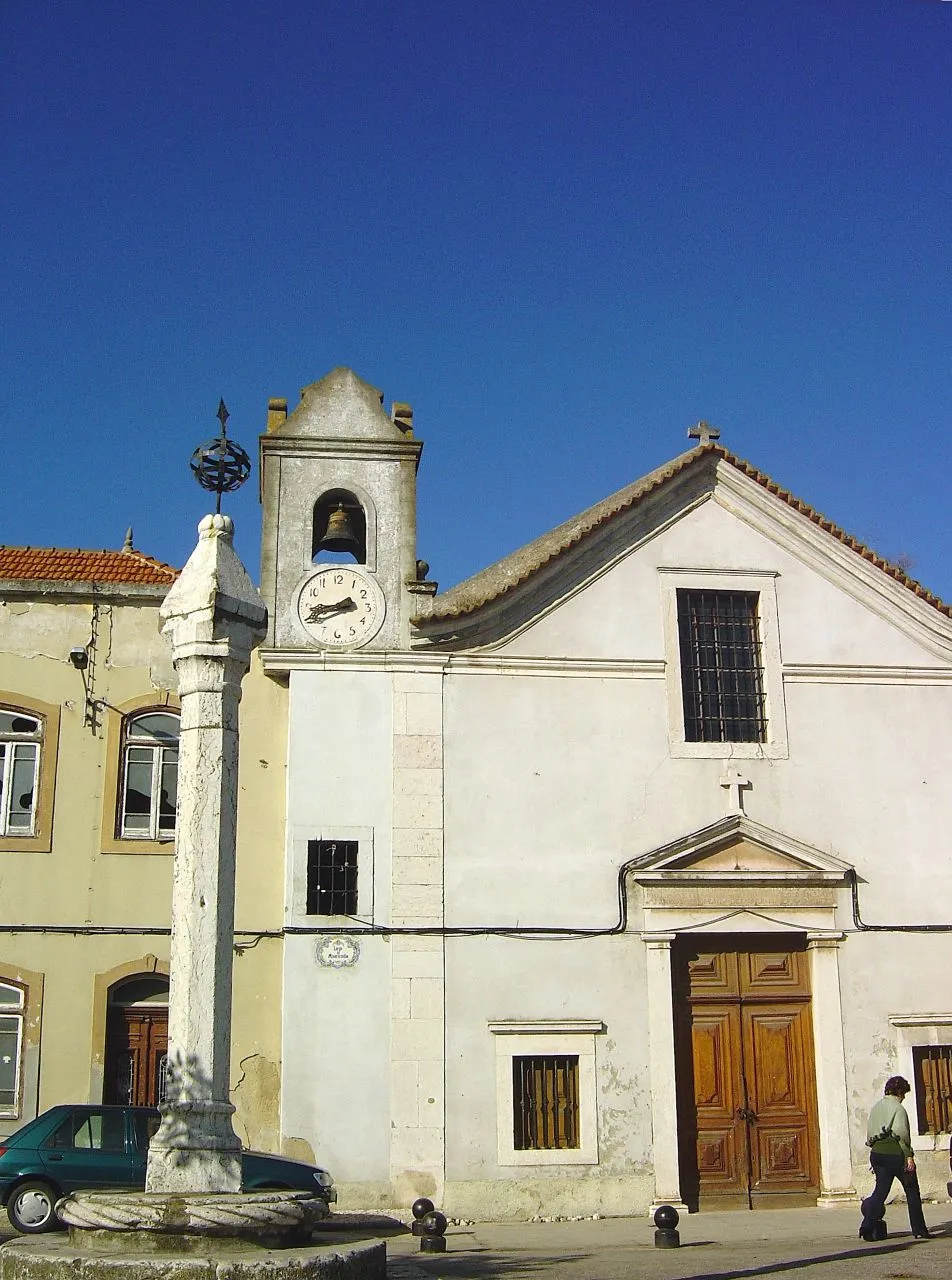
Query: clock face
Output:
[[296, 567, 386, 649]]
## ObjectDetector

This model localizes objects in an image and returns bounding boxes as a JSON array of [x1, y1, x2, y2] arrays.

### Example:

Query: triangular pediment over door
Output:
[[627, 815, 852, 932]]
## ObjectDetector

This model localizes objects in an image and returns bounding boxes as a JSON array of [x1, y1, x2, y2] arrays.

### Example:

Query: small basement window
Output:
[[513, 1055, 580, 1150], [307, 839, 358, 916]]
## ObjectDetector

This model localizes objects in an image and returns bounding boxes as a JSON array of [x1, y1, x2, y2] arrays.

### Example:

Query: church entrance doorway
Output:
[[673, 935, 820, 1210], [103, 976, 169, 1107]]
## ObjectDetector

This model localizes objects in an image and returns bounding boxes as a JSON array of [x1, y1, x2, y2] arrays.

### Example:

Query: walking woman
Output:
[[859, 1075, 931, 1241]]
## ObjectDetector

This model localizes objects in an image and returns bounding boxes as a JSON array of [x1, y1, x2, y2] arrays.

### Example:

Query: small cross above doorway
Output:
[[719, 768, 751, 814]]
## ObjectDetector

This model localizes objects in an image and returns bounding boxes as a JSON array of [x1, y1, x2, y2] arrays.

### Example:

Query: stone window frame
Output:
[[888, 1014, 952, 1152], [288, 825, 374, 926], [659, 569, 788, 759], [0, 692, 60, 855], [100, 692, 179, 855], [489, 1020, 604, 1167]]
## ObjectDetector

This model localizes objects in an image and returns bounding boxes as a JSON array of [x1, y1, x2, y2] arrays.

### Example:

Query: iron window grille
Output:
[[0, 710, 41, 837], [677, 590, 767, 742], [913, 1045, 952, 1135], [120, 712, 179, 839], [512, 1055, 580, 1151], [307, 839, 358, 916]]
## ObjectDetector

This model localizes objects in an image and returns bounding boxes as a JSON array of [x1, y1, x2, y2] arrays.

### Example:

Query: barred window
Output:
[[307, 839, 358, 916], [512, 1055, 579, 1151], [912, 1045, 952, 1135], [677, 590, 767, 742]]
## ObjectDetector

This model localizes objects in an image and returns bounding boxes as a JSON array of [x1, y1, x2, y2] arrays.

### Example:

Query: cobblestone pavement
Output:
[[386, 1205, 951, 1280]]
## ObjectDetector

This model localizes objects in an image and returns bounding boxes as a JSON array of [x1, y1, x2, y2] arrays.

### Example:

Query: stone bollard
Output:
[[653, 1204, 681, 1248], [410, 1198, 435, 1237], [420, 1211, 448, 1254]]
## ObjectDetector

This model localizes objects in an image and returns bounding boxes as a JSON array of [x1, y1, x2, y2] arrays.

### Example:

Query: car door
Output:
[[128, 1108, 161, 1186], [40, 1107, 137, 1192]]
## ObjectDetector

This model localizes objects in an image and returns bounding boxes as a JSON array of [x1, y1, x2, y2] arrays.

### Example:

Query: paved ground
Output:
[[385, 1204, 951, 1280], [1, 1204, 948, 1279]]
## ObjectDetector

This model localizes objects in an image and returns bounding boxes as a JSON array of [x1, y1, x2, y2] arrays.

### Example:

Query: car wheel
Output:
[[7, 1180, 60, 1233]]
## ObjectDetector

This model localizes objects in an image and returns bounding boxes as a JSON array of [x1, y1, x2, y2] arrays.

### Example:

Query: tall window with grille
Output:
[[677, 590, 767, 742], [512, 1055, 580, 1151], [119, 711, 179, 839], [307, 839, 358, 915], [0, 709, 42, 837], [0, 982, 24, 1115], [912, 1045, 952, 1135]]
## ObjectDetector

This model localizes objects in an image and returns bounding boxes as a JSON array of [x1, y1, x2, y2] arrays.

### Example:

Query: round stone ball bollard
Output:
[[420, 1210, 448, 1253], [410, 1197, 435, 1236], [653, 1203, 681, 1248]]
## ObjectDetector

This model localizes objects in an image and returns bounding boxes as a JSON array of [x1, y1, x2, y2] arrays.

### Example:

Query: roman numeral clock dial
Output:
[[296, 568, 386, 649]]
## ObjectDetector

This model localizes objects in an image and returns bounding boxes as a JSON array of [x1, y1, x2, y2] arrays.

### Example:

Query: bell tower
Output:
[[259, 367, 431, 651]]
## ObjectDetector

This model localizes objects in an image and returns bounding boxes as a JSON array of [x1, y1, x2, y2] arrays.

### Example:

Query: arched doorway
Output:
[[103, 976, 168, 1106]]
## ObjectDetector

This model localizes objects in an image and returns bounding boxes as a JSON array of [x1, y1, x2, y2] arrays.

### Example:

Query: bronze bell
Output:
[[317, 502, 362, 557]]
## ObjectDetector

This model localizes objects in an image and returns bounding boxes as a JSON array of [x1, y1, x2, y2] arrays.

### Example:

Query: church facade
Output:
[[255, 367, 952, 1218]]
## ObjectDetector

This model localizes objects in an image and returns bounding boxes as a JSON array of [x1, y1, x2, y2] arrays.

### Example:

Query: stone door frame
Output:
[[631, 815, 857, 1211]]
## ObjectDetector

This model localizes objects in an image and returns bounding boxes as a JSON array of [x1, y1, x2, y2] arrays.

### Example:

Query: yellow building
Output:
[[0, 540, 288, 1158]]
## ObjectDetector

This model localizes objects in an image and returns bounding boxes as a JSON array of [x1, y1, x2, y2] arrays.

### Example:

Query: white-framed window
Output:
[[0, 709, 42, 837], [119, 712, 179, 840], [0, 982, 25, 1116], [888, 1014, 952, 1150], [660, 569, 788, 759], [489, 1020, 603, 1166]]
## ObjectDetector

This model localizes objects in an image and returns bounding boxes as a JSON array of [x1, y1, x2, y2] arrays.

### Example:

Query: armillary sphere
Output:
[[189, 399, 252, 513]]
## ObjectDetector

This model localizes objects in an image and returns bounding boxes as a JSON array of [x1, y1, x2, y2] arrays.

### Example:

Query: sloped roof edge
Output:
[[423, 444, 950, 622], [0, 545, 179, 587]]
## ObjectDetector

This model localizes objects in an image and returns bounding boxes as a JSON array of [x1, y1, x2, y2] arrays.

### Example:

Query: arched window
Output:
[[0, 981, 25, 1115], [311, 489, 367, 564], [0, 708, 42, 837], [119, 712, 179, 840]]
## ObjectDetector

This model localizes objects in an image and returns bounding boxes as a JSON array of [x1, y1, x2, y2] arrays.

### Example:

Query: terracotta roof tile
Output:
[[422, 443, 951, 622], [0, 546, 179, 587]]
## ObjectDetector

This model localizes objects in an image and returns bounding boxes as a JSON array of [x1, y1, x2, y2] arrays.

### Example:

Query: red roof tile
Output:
[[0, 546, 179, 586]]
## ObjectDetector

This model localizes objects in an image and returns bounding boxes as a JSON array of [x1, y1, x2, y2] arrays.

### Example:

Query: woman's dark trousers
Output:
[[860, 1152, 928, 1237]]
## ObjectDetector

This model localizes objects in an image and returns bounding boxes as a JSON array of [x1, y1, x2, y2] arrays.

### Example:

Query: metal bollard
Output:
[[420, 1210, 448, 1253], [410, 1197, 435, 1237], [653, 1204, 681, 1248]]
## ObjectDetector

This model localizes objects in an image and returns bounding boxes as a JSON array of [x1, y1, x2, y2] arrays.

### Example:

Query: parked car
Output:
[[0, 1105, 336, 1233]]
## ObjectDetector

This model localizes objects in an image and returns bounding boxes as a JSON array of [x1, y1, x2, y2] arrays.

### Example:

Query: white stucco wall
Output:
[[276, 485, 952, 1213]]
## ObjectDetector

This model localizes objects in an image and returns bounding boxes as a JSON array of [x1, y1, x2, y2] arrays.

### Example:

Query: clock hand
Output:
[[306, 597, 356, 622]]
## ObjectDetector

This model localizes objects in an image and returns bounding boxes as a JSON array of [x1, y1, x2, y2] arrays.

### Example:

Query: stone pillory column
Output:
[[146, 513, 267, 1194]]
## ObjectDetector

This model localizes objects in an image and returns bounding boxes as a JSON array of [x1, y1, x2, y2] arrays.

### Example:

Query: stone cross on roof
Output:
[[688, 420, 721, 446]]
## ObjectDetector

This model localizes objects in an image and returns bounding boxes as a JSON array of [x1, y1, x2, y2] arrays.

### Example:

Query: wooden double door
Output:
[[673, 937, 820, 1209], [103, 1007, 169, 1107]]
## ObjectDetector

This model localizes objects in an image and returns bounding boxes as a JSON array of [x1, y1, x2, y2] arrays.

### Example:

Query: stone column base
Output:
[[816, 1189, 859, 1207], [648, 1200, 689, 1216]]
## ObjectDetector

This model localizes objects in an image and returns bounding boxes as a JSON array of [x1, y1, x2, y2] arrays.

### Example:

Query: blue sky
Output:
[[3, 1, 951, 600]]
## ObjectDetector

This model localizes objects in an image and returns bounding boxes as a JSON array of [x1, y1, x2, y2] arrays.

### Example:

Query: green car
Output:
[[0, 1105, 335, 1233]]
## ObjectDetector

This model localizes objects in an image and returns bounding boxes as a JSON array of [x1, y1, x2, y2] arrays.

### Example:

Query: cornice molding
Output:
[[259, 435, 423, 463], [784, 664, 952, 684], [488, 1020, 606, 1035], [259, 647, 665, 679]]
